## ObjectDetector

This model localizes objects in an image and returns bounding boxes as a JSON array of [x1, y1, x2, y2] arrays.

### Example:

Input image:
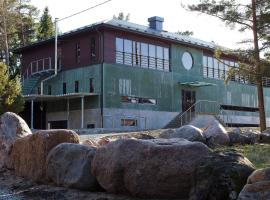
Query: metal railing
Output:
[[22, 57, 54, 83], [203, 66, 270, 87], [116, 51, 170, 72], [178, 100, 220, 127]]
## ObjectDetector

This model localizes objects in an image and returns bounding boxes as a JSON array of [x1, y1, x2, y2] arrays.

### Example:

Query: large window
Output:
[[115, 37, 170, 72], [76, 43, 80, 64]]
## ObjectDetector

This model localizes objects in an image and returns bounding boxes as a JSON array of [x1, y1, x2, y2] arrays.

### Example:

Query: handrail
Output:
[[178, 100, 220, 127], [22, 57, 53, 83]]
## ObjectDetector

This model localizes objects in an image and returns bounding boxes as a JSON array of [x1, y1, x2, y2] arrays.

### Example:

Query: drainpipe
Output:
[[95, 27, 104, 128], [40, 18, 59, 95]]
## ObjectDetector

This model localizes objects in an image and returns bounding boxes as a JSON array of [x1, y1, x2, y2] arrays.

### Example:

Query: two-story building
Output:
[[16, 16, 270, 130]]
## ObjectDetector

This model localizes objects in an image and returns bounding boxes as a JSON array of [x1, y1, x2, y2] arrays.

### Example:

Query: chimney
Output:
[[148, 16, 164, 31]]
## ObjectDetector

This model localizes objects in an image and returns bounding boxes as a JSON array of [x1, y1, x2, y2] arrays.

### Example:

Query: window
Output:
[[141, 43, 148, 68], [132, 41, 140, 66], [90, 78, 94, 93], [115, 37, 169, 71], [149, 44, 156, 69], [75, 81, 79, 93], [121, 96, 157, 105], [63, 82, 67, 94], [121, 119, 137, 126], [91, 38, 96, 60], [116, 38, 124, 64], [37, 87, 41, 95], [124, 39, 132, 65], [119, 79, 131, 95], [182, 52, 193, 70], [48, 85, 52, 95], [76, 43, 80, 64], [87, 124, 95, 128]]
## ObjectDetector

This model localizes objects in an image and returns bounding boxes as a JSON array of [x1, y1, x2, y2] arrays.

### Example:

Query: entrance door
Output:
[[182, 89, 196, 112]]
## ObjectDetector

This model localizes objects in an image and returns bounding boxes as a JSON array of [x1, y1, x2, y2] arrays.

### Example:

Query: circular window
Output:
[[182, 52, 193, 70]]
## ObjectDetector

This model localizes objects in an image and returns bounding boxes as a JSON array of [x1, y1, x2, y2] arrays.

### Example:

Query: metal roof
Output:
[[15, 18, 222, 52], [23, 92, 99, 101]]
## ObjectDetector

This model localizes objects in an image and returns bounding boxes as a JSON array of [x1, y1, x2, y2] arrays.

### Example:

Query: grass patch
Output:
[[216, 144, 270, 169]]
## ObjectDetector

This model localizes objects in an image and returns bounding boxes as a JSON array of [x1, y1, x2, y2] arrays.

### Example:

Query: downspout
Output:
[[40, 18, 59, 95], [95, 27, 104, 128]]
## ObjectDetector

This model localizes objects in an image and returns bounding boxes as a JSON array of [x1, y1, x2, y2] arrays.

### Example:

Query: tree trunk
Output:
[[2, 0, 10, 67], [252, 0, 266, 131]]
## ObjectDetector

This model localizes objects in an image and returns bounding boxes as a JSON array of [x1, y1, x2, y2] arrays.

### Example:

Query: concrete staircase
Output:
[[164, 100, 225, 129]]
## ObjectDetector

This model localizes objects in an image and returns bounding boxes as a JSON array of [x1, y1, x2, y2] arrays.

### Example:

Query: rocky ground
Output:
[[0, 169, 166, 200]]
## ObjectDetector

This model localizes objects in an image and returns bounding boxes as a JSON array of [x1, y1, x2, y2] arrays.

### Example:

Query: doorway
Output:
[[182, 89, 196, 112]]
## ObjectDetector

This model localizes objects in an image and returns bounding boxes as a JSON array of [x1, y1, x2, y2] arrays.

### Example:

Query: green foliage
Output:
[[37, 6, 54, 41], [0, 0, 39, 74], [113, 12, 130, 21], [0, 62, 24, 115]]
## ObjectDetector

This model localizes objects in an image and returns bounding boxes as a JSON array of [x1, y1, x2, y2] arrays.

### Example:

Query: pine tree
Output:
[[186, 0, 270, 131], [113, 12, 130, 21], [37, 6, 54, 41], [0, 62, 24, 115]]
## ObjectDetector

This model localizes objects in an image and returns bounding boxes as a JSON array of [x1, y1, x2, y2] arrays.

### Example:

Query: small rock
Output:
[[46, 143, 100, 190], [0, 112, 32, 168], [260, 129, 270, 143], [203, 120, 230, 147], [160, 125, 205, 143], [228, 128, 255, 145], [238, 167, 270, 200], [9, 129, 79, 182]]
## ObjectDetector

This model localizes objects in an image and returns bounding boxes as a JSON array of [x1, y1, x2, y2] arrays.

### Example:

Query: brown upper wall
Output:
[[103, 28, 171, 64], [21, 30, 100, 75]]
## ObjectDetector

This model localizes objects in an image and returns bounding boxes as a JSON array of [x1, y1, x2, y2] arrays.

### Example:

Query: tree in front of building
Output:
[[37, 6, 54, 41], [0, 62, 24, 115], [186, 0, 270, 131], [113, 12, 130, 21], [0, 0, 38, 69]]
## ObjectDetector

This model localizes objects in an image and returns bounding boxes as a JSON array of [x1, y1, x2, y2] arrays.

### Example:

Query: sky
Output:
[[31, 0, 252, 49]]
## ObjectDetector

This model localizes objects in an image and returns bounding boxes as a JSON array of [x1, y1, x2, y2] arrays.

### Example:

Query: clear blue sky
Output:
[[31, 0, 252, 49]]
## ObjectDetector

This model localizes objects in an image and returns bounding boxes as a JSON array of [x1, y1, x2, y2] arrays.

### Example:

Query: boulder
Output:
[[242, 130, 260, 144], [228, 128, 255, 145], [260, 129, 270, 143], [46, 143, 100, 190], [0, 112, 32, 168], [82, 137, 110, 148], [202, 120, 230, 146], [189, 151, 255, 200], [238, 167, 270, 200], [160, 125, 205, 143], [9, 129, 79, 182], [92, 138, 211, 199]]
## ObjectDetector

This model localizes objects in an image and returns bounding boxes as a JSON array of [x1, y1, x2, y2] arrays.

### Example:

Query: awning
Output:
[[179, 81, 217, 87], [23, 92, 99, 102]]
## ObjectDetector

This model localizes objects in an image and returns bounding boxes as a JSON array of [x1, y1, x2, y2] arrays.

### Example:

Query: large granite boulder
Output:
[[92, 138, 211, 199], [0, 112, 32, 168], [160, 125, 205, 143], [189, 151, 255, 200], [46, 143, 100, 190], [228, 128, 255, 145], [238, 167, 270, 200], [9, 129, 79, 182], [260, 129, 270, 143], [202, 120, 230, 147], [82, 137, 111, 148]]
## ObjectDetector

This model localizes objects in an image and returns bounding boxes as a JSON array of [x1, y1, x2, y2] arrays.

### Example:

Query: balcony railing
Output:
[[203, 66, 270, 87], [116, 51, 170, 72]]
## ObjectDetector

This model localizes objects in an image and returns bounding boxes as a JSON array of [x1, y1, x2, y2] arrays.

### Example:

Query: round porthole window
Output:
[[182, 52, 193, 70]]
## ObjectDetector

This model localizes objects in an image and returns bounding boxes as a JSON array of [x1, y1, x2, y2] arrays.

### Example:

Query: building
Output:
[[16, 16, 270, 130]]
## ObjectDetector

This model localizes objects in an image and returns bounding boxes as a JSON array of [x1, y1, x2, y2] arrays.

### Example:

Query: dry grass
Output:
[[217, 144, 270, 169]]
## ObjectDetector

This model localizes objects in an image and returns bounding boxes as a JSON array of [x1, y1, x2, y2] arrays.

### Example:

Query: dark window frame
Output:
[[76, 42, 81, 64], [75, 81, 79, 93], [63, 82, 67, 94], [89, 78, 94, 93]]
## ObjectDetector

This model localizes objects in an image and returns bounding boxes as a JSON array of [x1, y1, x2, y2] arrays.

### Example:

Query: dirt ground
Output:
[[0, 169, 165, 200]]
